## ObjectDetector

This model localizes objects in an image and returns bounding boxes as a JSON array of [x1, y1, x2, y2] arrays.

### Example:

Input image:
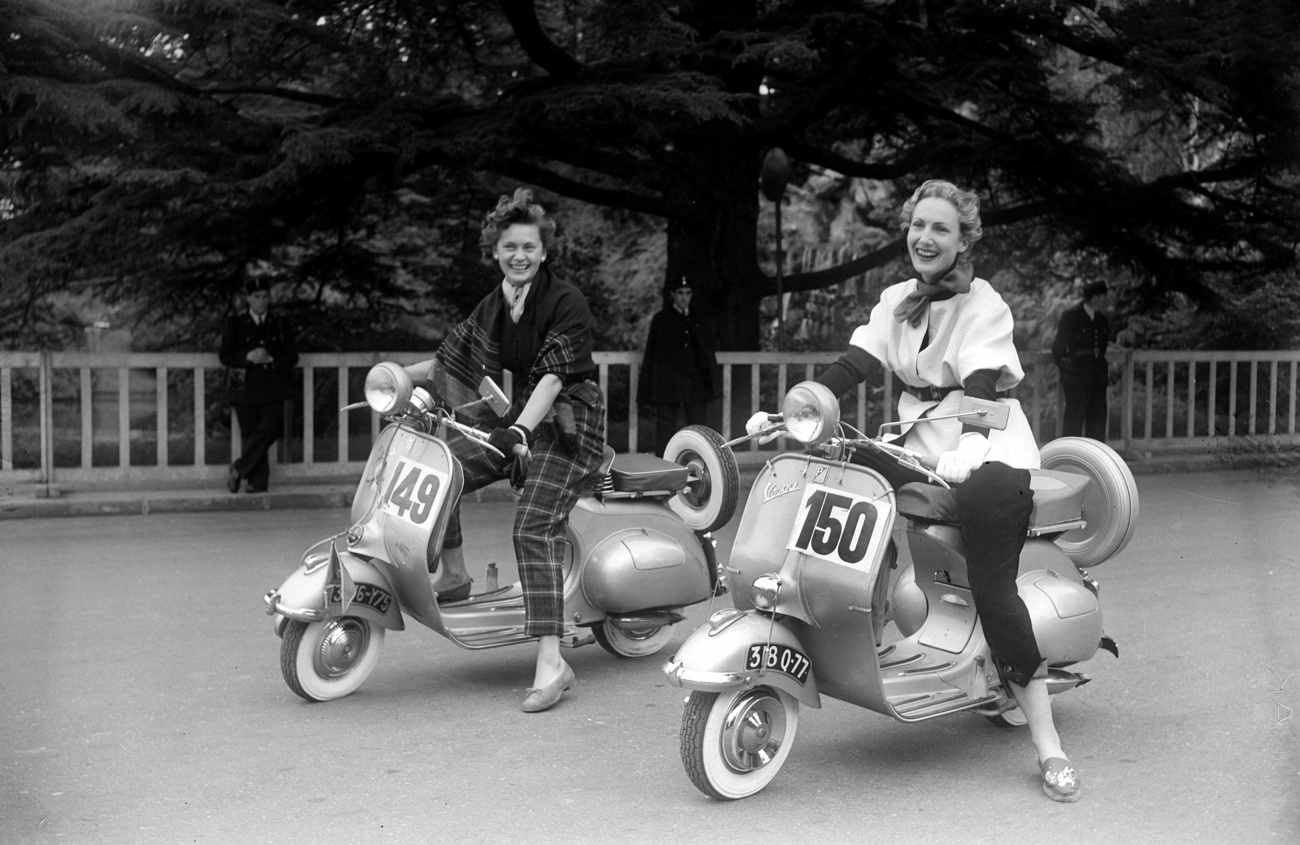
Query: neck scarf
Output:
[[503, 280, 531, 323], [892, 260, 974, 327]]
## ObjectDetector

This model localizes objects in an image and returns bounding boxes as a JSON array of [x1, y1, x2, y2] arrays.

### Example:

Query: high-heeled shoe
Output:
[[521, 662, 576, 713]]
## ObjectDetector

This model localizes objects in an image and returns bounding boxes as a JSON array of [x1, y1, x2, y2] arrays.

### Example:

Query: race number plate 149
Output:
[[379, 458, 450, 527], [786, 482, 889, 567]]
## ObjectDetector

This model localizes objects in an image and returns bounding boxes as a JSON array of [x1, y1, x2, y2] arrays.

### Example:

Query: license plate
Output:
[[745, 643, 811, 684], [327, 582, 394, 614]]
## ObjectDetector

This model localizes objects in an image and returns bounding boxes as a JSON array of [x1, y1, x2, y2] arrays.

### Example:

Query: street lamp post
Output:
[[760, 147, 791, 351]]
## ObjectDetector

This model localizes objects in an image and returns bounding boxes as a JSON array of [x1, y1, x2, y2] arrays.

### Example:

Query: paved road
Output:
[[2, 469, 1298, 844]]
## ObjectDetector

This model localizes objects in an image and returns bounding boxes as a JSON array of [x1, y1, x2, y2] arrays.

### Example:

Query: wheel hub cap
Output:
[[314, 618, 370, 679], [721, 690, 788, 773]]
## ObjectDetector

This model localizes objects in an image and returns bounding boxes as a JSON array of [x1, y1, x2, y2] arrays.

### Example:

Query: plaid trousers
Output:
[[440, 381, 606, 637]]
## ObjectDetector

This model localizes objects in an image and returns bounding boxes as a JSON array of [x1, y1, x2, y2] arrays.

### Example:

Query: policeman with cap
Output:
[[638, 276, 719, 456], [1052, 281, 1111, 440], [218, 279, 298, 492]]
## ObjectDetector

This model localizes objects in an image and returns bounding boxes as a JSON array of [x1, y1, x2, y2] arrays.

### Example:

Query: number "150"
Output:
[[792, 488, 877, 564]]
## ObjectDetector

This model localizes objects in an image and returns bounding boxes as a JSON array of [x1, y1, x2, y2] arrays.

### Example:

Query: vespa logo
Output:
[[764, 480, 801, 502]]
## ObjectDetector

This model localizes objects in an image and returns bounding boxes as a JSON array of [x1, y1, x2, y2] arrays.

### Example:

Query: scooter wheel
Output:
[[680, 687, 800, 800], [592, 620, 675, 658], [986, 706, 1028, 728], [663, 425, 741, 533], [280, 617, 385, 702], [1039, 436, 1139, 567]]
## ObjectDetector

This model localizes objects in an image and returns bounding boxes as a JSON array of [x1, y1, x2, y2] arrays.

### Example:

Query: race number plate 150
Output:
[[786, 482, 889, 567], [379, 457, 450, 527]]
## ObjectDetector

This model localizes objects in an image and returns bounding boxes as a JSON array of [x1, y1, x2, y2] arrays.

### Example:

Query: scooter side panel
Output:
[[664, 611, 822, 708], [1016, 542, 1103, 666], [568, 498, 712, 618]]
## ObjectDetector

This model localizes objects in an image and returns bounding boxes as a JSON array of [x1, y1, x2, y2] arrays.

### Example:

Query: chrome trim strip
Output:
[[661, 659, 749, 690], [263, 590, 324, 622]]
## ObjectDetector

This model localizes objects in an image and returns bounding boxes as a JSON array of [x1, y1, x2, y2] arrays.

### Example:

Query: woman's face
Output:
[[906, 197, 968, 280], [495, 223, 546, 286]]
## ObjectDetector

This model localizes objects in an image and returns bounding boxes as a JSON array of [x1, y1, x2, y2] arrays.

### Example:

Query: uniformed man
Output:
[[1052, 281, 1111, 440], [638, 276, 719, 456], [218, 279, 298, 492]]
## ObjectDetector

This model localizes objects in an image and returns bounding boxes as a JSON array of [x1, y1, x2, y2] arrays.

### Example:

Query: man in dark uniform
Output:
[[218, 279, 298, 492], [638, 276, 719, 456], [1052, 281, 1111, 440]]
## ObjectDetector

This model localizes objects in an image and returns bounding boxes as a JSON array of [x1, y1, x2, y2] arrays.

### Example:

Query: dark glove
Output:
[[552, 399, 579, 454], [488, 424, 531, 488], [488, 424, 530, 456]]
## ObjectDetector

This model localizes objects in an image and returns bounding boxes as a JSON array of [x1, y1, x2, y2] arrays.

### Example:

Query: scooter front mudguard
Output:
[[265, 550, 406, 632], [662, 609, 821, 709]]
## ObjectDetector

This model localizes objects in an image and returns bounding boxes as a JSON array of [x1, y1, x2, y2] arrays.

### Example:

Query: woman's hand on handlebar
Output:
[[745, 411, 784, 445], [934, 432, 990, 484]]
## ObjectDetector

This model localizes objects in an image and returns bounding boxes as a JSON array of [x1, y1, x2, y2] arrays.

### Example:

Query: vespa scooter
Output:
[[663, 381, 1138, 799], [265, 362, 740, 702]]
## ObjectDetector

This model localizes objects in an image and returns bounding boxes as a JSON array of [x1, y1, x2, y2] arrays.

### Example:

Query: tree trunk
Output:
[[661, 145, 767, 351]]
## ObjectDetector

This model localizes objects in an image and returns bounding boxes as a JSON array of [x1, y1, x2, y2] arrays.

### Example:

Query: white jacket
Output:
[[850, 277, 1040, 469]]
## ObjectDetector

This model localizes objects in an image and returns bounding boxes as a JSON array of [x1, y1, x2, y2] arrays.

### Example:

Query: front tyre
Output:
[[680, 687, 800, 800], [280, 617, 385, 702], [592, 620, 675, 657]]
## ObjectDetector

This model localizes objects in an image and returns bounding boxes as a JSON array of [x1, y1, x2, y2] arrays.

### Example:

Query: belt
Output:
[[902, 383, 960, 402]]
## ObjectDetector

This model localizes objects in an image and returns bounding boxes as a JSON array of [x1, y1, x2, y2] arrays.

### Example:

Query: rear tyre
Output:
[[680, 687, 800, 800], [280, 617, 384, 702], [986, 706, 1029, 728], [663, 425, 741, 533], [592, 620, 675, 657]]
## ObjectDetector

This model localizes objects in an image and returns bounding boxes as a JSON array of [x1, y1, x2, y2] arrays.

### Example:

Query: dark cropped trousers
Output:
[[854, 451, 1044, 687]]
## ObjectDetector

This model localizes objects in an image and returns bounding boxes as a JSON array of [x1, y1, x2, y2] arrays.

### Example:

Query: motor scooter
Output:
[[264, 362, 741, 702], [662, 382, 1138, 799]]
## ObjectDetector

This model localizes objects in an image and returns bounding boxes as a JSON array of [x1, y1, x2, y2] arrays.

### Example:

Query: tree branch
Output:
[[498, 0, 585, 80], [485, 158, 665, 216]]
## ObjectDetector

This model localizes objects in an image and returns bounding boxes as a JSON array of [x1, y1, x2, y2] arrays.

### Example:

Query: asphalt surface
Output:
[[2, 467, 1299, 844]]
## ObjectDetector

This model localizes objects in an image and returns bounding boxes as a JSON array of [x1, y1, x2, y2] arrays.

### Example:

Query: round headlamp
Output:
[[751, 573, 783, 611], [363, 362, 414, 415], [781, 381, 840, 445]]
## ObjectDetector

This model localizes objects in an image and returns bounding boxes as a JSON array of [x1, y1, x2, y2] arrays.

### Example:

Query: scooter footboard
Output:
[[265, 551, 406, 632], [661, 609, 821, 709]]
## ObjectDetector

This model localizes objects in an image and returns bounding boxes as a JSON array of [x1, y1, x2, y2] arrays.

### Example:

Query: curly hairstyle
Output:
[[898, 179, 983, 260], [478, 187, 560, 264]]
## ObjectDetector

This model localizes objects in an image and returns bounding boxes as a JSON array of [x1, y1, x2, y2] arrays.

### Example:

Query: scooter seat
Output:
[[608, 453, 691, 494], [896, 469, 1090, 531]]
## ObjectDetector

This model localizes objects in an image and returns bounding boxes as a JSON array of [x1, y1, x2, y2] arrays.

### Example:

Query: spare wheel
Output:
[[663, 425, 741, 533], [1037, 437, 1139, 567]]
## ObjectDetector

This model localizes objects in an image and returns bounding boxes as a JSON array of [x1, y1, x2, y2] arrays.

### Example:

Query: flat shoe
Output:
[[227, 464, 241, 494], [522, 662, 576, 713], [1040, 757, 1081, 803], [435, 579, 473, 604]]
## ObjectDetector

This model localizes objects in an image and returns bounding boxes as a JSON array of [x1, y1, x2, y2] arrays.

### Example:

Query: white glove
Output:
[[935, 433, 990, 483], [745, 411, 782, 445]]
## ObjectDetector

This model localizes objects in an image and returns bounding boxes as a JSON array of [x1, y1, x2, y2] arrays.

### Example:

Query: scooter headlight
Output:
[[363, 362, 414, 415], [781, 381, 840, 445], [751, 573, 783, 611]]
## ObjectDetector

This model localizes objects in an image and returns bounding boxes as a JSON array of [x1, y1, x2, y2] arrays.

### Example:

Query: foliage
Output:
[[2, 0, 1298, 354]]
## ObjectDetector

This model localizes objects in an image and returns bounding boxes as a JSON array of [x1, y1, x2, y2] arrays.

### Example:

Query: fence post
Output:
[[39, 349, 55, 490], [1121, 348, 1133, 451]]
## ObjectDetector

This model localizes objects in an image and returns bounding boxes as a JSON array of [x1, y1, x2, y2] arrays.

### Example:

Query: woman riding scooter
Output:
[[747, 179, 1081, 802], [405, 187, 605, 713]]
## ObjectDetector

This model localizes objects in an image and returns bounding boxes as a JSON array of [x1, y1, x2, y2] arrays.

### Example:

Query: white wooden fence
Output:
[[2, 348, 1297, 490]]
